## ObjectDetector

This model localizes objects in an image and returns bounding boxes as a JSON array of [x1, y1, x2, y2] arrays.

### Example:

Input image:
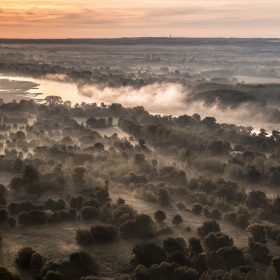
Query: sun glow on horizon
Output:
[[0, 0, 280, 38]]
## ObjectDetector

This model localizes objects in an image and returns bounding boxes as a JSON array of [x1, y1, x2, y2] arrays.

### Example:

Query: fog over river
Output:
[[0, 74, 280, 133]]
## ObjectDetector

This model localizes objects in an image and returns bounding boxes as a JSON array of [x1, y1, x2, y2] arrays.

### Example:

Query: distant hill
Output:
[[0, 37, 278, 45]]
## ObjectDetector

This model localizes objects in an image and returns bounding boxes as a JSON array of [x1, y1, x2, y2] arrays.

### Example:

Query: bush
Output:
[[154, 210, 166, 223], [163, 237, 187, 255], [246, 191, 268, 209], [69, 251, 99, 279], [172, 266, 198, 280], [7, 217, 16, 227], [42, 251, 99, 280], [76, 229, 93, 245], [208, 246, 246, 270], [15, 247, 35, 269], [80, 206, 99, 220], [172, 214, 183, 226], [188, 237, 203, 257], [203, 232, 233, 252], [248, 238, 271, 264], [90, 225, 118, 243], [0, 209, 8, 223], [157, 187, 171, 206], [167, 251, 191, 266], [210, 209, 221, 220], [197, 220, 220, 238], [30, 253, 44, 270], [247, 223, 266, 243], [132, 243, 166, 267], [0, 266, 21, 280], [70, 196, 83, 210], [120, 214, 155, 239], [272, 257, 280, 279], [43, 271, 63, 280], [18, 210, 47, 226], [44, 199, 65, 211], [192, 203, 203, 215]]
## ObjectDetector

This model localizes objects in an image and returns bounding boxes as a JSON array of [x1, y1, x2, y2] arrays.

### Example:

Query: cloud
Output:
[[0, 0, 279, 37]]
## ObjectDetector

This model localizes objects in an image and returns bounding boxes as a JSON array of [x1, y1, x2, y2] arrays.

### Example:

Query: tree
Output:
[[0, 266, 21, 280], [248, 238, 271, 264], [154, 210, 166, 223], [0, 209, 8, 223], [203, 232, 233, 252], [197, 220, 220, 238], [208, 246, 246, 270], [30, 253, 44, 271], [172, 214, 183, 226], [172, 266, 198, 280], [90, 225, 118, 243], [188, 237, 203, 257], [192, 203, 203, 215], [68, 251, 99, 278], [202, 117, 216, 128], [168, 251, 191, 266], [72, 167, 87, 187], [247, 223, 266, 243], [81, 206, 99, 220], [132, 243, 166, 267], [157, 188, 171, 207], [15, 247, 35, 269], [45, 96, 63, 106], [272, 257, 280, 279], [43, 271, 63, 280], [76, 229, 93, 245], [163, 237, 187, 255]]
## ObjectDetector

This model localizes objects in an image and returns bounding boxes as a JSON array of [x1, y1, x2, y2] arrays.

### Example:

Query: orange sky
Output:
[[0, 0, 279, 38]]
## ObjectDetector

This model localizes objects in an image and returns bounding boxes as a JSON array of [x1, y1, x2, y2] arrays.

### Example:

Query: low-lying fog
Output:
[[1, 74, 280, 132]]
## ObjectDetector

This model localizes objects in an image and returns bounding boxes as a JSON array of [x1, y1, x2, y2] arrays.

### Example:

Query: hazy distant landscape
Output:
[[0, 38, 280, 280]]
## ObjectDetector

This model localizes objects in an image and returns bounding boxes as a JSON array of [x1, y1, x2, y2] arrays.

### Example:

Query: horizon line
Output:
[[0, 36, 279, 40]]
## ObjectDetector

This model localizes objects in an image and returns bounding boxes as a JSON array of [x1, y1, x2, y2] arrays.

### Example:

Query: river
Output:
[[0, 74, 280, 133]]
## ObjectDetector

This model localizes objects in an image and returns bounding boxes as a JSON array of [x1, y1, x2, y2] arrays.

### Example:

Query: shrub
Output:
[[172, 214, 183, 226], [69, 251, 99, 278], [80, 206, 99, 220], [76, 229, 93, 245], [132, 243, 166, 267], [246, 191, 268, 209], [192, 203, 203, 215], [30, 253, 44, 270], [154, 210, 166, 223], [0, 266, 21, 280], [18, 210, 47, 226], [15, 247, 35, 269], [197, 220, 220, 238], [90, 225, 118, 243], [120, 214, 155, 239], [247, 223, 266, 243], [163, 237, 187, 255], [210, 209, 221, 220], [0, 209, 8, 223], [272, 257, 280, 279], [203, 232, 233, 252], [208, 246, 246, 270], [7, 217, 16, 227], [172, 266, 198, 280], [188, 237, 203, 257], [248, 238, 271, 264], [168, 251, 191, 266], [70, 196, 83, 210], [43, 271, 63, 280]]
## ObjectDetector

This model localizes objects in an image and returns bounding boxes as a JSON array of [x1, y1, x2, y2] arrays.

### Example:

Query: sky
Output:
[[0, 0, 279, 38]]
